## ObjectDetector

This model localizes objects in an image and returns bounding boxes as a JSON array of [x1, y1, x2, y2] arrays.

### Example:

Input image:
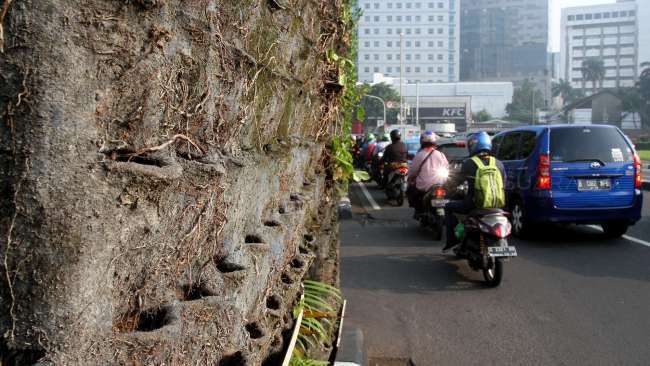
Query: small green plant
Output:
[[289, 280, 342, 365]]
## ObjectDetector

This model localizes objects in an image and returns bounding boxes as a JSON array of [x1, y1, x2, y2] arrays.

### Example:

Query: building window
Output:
[[387, 54, 393, 60], [364, 54, 370, 60], [594, 13, 601, 20], [603, 12, 610, 19], [585, 14, 592, 20], [450, 15, 455, 23], [437, 67, 443, 73], [629, 10, 635, 16], [438, 15, 444, 22], [364, 67, 370, 73], [388, 3, 392, 9], [364, 16, 370, 22], [428, 41, 434, 47], [415, 28, 421, 35], [428, 54, 434, 60], [449, 54, 454, 61], [397, 15, 402, 21], [406, 54, 412, 60], [406, 2, 411, 9], [396, 3, 402, 9], [406, 28, 412, 35], [364, 41, 370, 47], [364, 28, 370, 34], [406, 16, 412, 22], [415, 41, 421, 47], [415, 2, 421, 9], [415, 15, 421, 22], [415, 67, 421, 73], [437, 28, 444, 34], [387, 15, 392, 21], [387, 28, 393, 34], [438, 41, 444, 47], [612, 12, 619, 18], [429, 15, 434, 21], [374, 41, 380, 47], [415, 54, 421, 60], [438, 2, 443, 8], [374, 54, 379, 60], [406, 67, 411, 73], [620, 11, 627, 17], [374, 66, 379, 72], [437, 54, 443, 60], [396, 66, 401, 73], [387, 66, 393, 73], [406, 41, 412, 47], [387, 41, 393, 47], [374, 28, 379, 34], [374, 16, 380, 22], [428, 67, 434, 73], [568, 15, 575, 21], [364, 3, 370, 9], [576, 14, 584, 20], [374, 3, 379, 9], [428, 2, 434, 8]]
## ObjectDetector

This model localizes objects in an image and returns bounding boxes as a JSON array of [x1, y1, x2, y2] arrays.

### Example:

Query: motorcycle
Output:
[[417, 185, 447, 240], [370, 150, 385, 186], [452, 185, 517, 287], [384, 162, 409, 206]]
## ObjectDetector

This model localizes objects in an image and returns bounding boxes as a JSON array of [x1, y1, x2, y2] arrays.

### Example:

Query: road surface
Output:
[[340, 182, 650, 366]]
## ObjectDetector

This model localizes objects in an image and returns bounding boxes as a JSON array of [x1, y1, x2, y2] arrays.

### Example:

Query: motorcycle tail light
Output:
[[434, 187, 446, 198], [493, 223, 511, 238], [398, 167, 409, 175]]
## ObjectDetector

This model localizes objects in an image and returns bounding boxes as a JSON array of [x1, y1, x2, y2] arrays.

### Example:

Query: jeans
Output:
[[444, 200, 472, 244]]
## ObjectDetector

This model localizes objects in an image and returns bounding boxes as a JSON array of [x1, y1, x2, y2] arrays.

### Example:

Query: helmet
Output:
[[389, 129, 401, 142], [366, 133, 376, 142], [467, 131, 492, 156], [380, 133, 390, 142], [420, 130, 438, 144]]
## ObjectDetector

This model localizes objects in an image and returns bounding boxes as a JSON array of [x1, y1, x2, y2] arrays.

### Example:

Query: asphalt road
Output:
[[340, 182, 650, 366]]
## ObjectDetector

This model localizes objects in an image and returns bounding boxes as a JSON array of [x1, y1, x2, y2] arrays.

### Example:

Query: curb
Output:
[[334, 327, 366, 366], [338, 196, 353, 219]]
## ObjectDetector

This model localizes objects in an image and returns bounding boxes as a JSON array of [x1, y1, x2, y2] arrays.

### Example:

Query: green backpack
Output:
[[471, 156, 506, 209]]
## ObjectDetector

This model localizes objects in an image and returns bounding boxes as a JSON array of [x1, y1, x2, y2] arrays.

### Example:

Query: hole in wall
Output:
[[263, 220, 281, 227], [299, 246, 309, 254], [290, 193, 301, 201], [114, 154, 164, 167], [136, 306, 172, 332], [266, 295, 281, 310], [245, 322, 265, 339], [214, 256, 247, 273], [281, 273, 293, 284], [0, 340, 46, 366], [179, 282, 215, 301], [245, 235, 263, 244], [290, 258, 305, 269], [278, 206, 286, 214], [304, 234, 314, 243], [219, 351, 247, 366]]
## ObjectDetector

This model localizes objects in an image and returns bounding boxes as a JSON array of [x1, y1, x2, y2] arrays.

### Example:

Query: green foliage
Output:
[[360, 82, 401, 125], [637, 62, 650, 128], [327, 0, 368, 190], [506, 79, 544, 122], [289, 280, 342, 366], [637, 150, 650, 161], [552, 79, 582, 106], [581, 57, 606, 94], [473, 109, 492, 122]]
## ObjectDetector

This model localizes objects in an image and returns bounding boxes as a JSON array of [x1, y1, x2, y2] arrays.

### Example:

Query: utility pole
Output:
[[400, 32, 405, 124], [532, 89, 536, 124], [363, 94, 386, 127], [416, 81, 420, 127]]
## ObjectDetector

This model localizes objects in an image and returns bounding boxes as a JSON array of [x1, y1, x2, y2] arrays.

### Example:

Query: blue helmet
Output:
[[467, 131, 492, 156]]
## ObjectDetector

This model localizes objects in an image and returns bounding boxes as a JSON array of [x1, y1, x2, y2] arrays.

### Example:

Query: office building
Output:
[[459, 0, 549, 95], [560, 1, 638, 92], [356, 0, 461, 83]]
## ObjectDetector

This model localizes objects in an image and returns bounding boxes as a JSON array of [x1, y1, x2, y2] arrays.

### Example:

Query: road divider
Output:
[[588, 225, 650, 248], [357, 182, 381, 211]]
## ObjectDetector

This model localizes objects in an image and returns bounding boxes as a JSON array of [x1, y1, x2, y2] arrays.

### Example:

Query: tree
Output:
[[552, 78, 580, 106], [359, 83, 400, 126], [637, 62, 650, 128], [581, 57, 606, 95], [506, 79, 544, 122], [473, 109, 492, 122], [617, 87, 642, 129]]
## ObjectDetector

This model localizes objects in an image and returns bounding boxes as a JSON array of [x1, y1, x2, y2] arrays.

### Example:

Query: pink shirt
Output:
[[408, 147, 449, 191]]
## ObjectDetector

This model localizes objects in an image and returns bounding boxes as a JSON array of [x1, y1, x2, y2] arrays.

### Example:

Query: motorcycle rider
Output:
[[443, 131, 507, 252], [407, 131, 449, 216], [361, 133, 376, 166], [381, 129, 408, 186]]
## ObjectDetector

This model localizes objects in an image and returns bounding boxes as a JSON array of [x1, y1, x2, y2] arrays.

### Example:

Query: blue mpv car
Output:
[[492, 125, 643, 238]]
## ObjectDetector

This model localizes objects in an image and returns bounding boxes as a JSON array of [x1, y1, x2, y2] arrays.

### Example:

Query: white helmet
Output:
[[420, 130, 438, 144]]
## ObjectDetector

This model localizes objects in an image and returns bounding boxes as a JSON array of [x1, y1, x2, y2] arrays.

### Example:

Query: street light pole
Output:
[[400, 32, 405, 124], [363, 94, 387, 127]]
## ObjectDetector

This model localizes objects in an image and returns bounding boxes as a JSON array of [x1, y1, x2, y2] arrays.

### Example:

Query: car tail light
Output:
[[434, 187, 446, 198], [634, 153, 642, 189], [536, 154, 551, 190], [455, 141, 466, 147]]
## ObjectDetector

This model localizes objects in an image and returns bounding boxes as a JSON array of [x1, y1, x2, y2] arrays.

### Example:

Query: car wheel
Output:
[[601, 222, 629, 238], [510, 200, 529, 238]]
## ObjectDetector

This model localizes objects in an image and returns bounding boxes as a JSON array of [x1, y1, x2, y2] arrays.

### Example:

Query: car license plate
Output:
[[431, 199, 449, 207], [488, 246, 517, 257], [577, 178, 611, 191]]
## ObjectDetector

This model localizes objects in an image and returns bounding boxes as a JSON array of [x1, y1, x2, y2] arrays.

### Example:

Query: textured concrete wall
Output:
[[0, 0, 346, 364]]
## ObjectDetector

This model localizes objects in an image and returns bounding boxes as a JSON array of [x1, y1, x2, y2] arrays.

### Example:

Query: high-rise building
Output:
[[356, 0, 460, 84], [636, 0, 650, 69], [560, 1, 638, 93], [459, 0, 549, 91]]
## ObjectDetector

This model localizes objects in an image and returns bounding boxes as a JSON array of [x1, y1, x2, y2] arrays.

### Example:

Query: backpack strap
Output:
[[471, 155, 485, 168], [487, 156, 496, 168], [413, 149, 435, 181]]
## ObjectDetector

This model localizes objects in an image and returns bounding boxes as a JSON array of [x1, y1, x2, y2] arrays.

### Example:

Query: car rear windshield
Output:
[[438, 145, 468, 161], [550, 127, 633, 163]]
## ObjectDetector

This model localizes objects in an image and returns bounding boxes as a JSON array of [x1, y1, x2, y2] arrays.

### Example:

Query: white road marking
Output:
[[358, 182, 381, 211], [587, 225, 650, 248]]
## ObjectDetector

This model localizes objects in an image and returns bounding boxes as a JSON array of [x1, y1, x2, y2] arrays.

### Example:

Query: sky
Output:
[[550, 0, 616, 51]]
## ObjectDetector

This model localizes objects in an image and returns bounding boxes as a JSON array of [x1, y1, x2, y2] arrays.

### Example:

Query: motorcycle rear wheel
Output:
[[482, 257, 503, 287]]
